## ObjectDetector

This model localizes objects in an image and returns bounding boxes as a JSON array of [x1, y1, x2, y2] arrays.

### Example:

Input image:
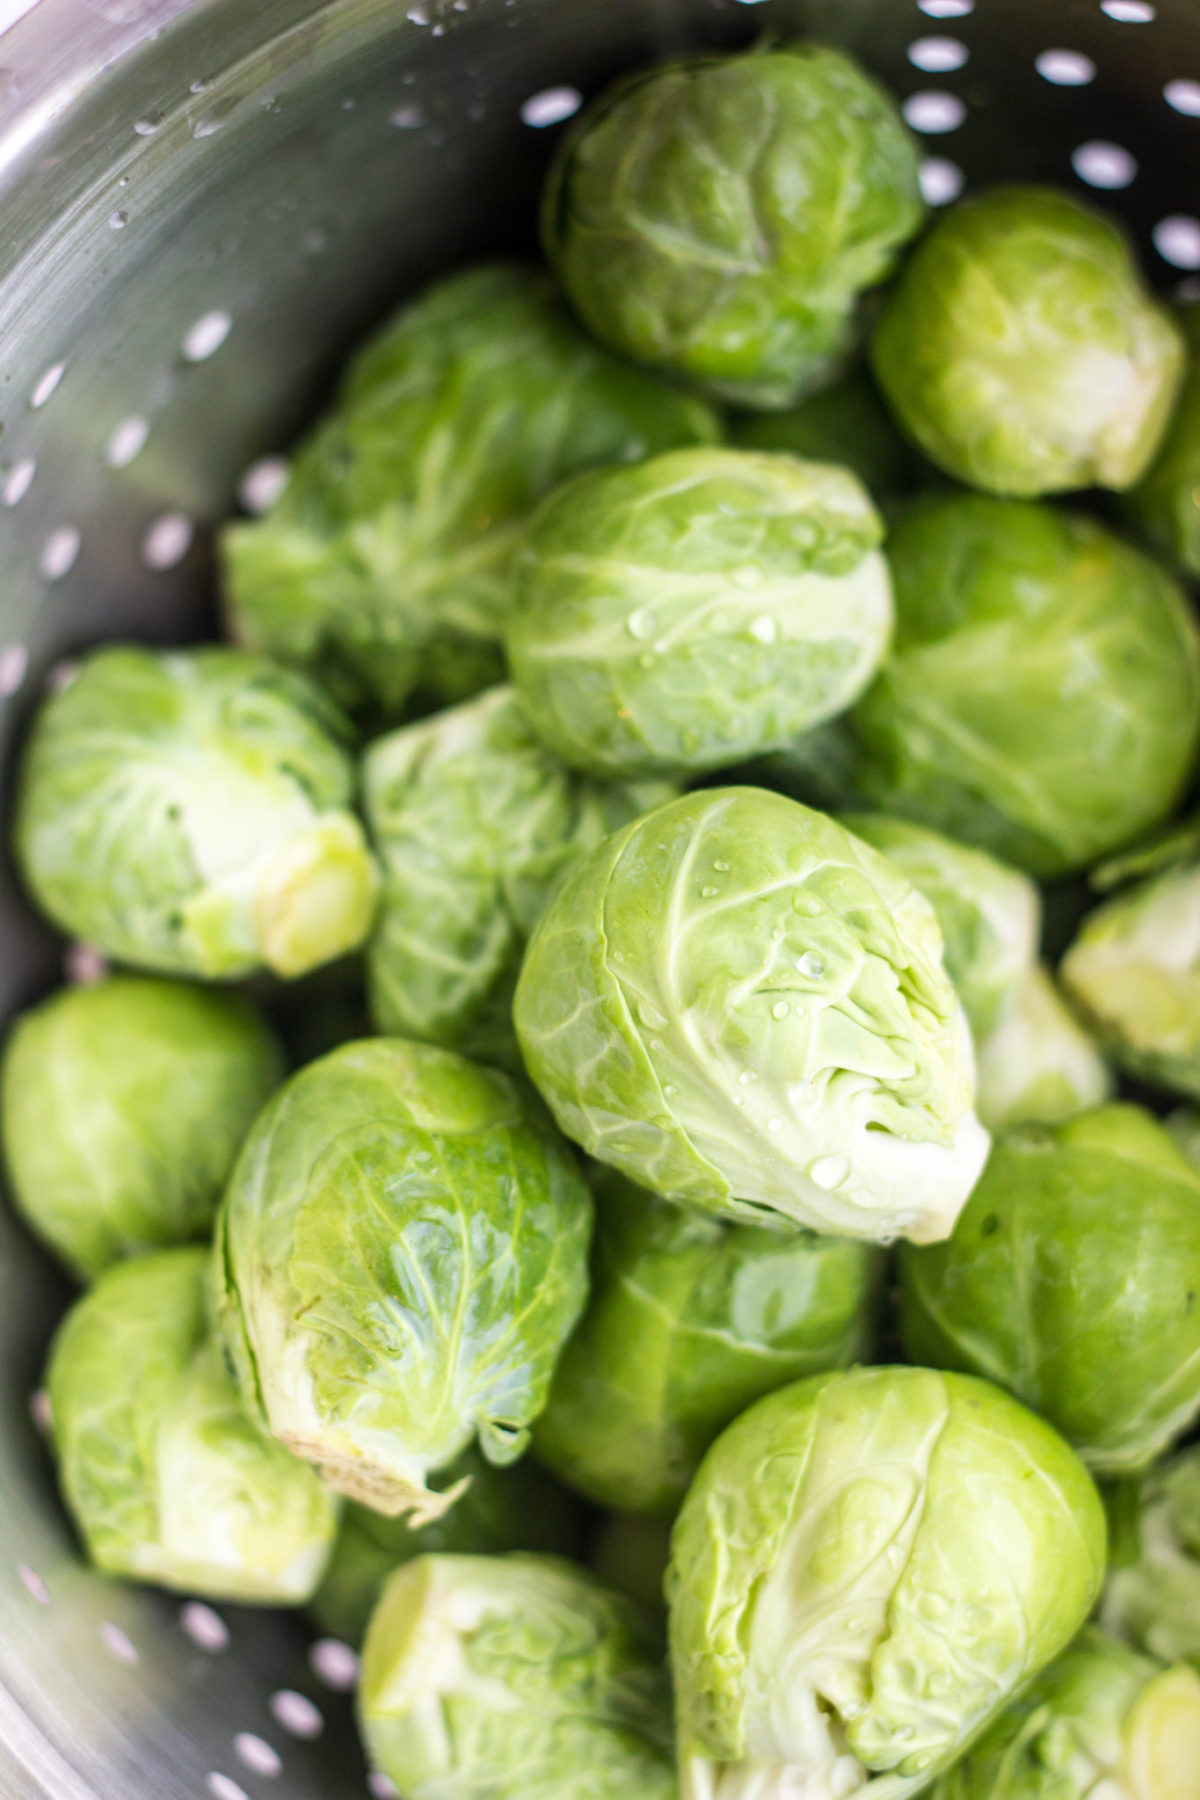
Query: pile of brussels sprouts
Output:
[[9, 35, 1200, 1800]]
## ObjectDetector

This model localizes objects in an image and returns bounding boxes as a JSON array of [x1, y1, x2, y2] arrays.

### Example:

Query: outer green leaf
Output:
[[311, 1446, 585, 1645], [507, 449, 893, 778], [543, 45, 923, 408], [13, 645, 379, 979], [898, 1104, 1200, 1473], [668, 1366, 1105, 1798], [515, 787, 988, 1245], [841, 814, 1039, 1039], [1061, 860, 1200, 1099], [1125, 300, 1200, 576], [47, 1247, 338, 1602], [214, 1038, 592, 1519], [872, 186, 1183, 496], [1, 975, 282, 1280], [359, 1553, 677, 1800], [975, 963, 1113, 1133], [222, 263, 718, 714], [533, 1174, 882, 1514], [363, 685, 673, 1065], [930, 1625, 1200, 1800], [1103, 1447, 1200, 1673], [850, 495, 1200, 876]]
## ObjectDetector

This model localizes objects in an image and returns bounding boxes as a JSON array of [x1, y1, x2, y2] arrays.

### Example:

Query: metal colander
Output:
[[0, 0, 1197, 1793]]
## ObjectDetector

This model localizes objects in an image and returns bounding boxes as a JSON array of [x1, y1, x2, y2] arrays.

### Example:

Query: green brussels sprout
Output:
[[1126, 300, 1200, 576], [929, 1624, 1200, 1800], [1061, 857, 1200, 1099], [358, 1553, 677, 1800], [899, 1104, 1200, 1474], [1, 975, 283, 1280], [668, 1366, 1106, 1797], [841, 814, 1039, 1039], [222, 263, 718, 715], [730, 368, 921, 500], [214, 1038, 592, 1520], [515, 787, 988, 1245], [47, 1247, 338, 1601], [1103, 1447, 1200, 1672], [591, 1514, 673, 1613], [872, 186, 1184, 496], [975, 964, 1114, 1133], [13, 646, 379, 979], [542, 45, 924, 409], [311, 1446, 584, 1645], [849, 495, 1200, 876], [363, 686, 674, 1063], [506, 449, 893, 779], [533, 1175, 882, 1516]]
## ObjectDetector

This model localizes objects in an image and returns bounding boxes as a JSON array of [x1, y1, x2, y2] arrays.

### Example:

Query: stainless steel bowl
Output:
[[0, 0, 1196, 1794]]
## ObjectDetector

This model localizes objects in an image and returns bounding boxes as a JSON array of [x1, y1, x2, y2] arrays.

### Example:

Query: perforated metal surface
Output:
[[0, 0, 1197, 1795]]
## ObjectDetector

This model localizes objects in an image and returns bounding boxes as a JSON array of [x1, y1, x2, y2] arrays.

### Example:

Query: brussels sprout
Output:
[[533, 1175, 882, 1516], [975, 963, 1114, 1132], [1, 976, 283, 1280], [1126, 301, 1200, 576], [506, 449, 893, 779], [929, 1624, 1200, 1800], [1103, 1447, 1200, 1671], [312, 1446, 584, 1645], [730, 369, 920, 500], [899, 1104, 1200, 1474], [668, 1366, 1106, 1797], [47, 1247, 337, 1601], [591, 1514, 673, 1613], [543, 45, 923, 409], [214, 1038, 592, 1520], [1061, 858, 1200, 1099], [359, 1553, 677, 1800], [515, 787, 988, 1245], [872, 186, 1183, 496], [13, 646, 379, 979], [363, 686, 674, 1062], [850, 495, 1200, 876], [222, 264, 718, 715], [841, 814, 1039, 1039]]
